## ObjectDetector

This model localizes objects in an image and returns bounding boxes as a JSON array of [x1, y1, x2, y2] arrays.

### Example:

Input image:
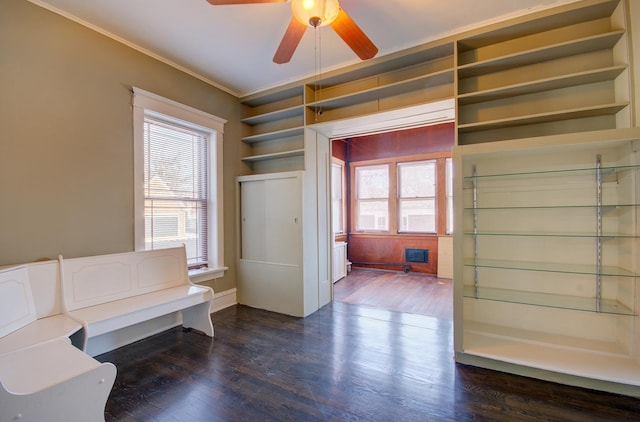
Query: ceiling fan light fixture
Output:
[[291, 0, 339, 28]]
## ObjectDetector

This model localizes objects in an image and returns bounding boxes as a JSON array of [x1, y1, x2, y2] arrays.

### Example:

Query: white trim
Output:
[[189, 266, 228, 284], [26, 0, 239, 97], [132, 88, 226, 274], [211, 288, 237, 313]]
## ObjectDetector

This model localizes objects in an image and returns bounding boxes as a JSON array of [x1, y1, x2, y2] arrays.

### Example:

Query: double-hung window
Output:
[[143, 118, 208, 267], [332, 159, 345, 234], [446, 157, 453, 234], [398, 160, 436, 233], [355, 164, 389, 231], [133, 88, 226, 278]]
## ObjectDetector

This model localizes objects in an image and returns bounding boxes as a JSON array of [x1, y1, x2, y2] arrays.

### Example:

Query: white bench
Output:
[[0, 260, 84, 354], [0, 263, 116, 422], [59, 246, 214, 351]]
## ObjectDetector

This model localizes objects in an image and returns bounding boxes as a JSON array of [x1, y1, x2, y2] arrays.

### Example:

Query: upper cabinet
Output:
[[456, 0, 631, 145]]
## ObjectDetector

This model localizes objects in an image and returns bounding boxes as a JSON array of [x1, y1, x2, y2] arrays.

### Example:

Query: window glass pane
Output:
[[397, 160, 436, 233], [446, 158, 453, 234], [332, 162, 343, 234], [357, 199, 388, 231], [356, 165, 388, 199], [399, 161, 436, 198], [399, 198, 435, 232], [144, 118, 209, 267], [356, 164, 389, 231]]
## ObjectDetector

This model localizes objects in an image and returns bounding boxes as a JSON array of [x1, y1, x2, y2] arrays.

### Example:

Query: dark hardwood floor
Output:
[[98, 302, 640, 421], [334, 268, 453, 319]]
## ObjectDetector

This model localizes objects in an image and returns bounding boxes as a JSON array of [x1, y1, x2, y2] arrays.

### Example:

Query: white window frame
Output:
[[331, 158, 345, 235], [397, 159, 437, 234], [133, 87, 227, 281]]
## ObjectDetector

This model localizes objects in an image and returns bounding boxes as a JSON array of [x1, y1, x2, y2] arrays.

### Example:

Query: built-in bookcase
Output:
[[456, 0, 631, 145], [453, 128, 640, 395]]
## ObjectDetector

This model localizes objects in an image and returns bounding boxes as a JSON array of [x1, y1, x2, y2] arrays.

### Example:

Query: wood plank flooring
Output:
[[334, 268, 453, 319], [98, 302, 640, 421]]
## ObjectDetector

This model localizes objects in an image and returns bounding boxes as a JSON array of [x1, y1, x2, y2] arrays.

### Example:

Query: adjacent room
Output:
[[2, 0, 640, 420]]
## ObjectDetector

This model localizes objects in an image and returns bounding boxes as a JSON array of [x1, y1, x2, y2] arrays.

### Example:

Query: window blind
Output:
[[143, 117, 208, 268]]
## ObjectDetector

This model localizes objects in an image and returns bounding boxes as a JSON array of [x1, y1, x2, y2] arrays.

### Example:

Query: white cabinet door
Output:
[[240, 175, 300, 265]]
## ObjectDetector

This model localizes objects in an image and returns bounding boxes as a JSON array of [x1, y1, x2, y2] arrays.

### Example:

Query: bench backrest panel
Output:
[[62, 247, 189, 312], [26, 261, 64, 319], [0, 267, 37, 338]]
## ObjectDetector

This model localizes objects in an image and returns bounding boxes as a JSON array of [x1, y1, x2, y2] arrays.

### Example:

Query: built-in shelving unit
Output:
[[305, 43, 454, 126], [236, 0, 640, 395], [240, 85, 305, 174], [454, 127, 640, 395], [456, 0, 631, 145], [238, 42, 455, 174]]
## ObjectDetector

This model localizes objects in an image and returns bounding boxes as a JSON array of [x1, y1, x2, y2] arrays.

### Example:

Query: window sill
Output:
[[189, 266, 227, 283]]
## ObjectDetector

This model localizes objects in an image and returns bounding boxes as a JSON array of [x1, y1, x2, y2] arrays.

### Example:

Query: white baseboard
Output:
[[211, 288, 237, 313]]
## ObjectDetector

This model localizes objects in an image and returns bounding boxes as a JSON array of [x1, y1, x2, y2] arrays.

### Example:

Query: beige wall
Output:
[[0, 0, 243, 292]]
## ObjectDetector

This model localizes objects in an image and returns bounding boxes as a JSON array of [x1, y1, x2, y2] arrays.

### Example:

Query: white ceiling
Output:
[[31, 0, 577, 97]]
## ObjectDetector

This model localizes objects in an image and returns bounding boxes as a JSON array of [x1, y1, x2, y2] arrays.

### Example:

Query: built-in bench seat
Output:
[[0, 263, 116, 422], [0, 261, 84, 353], [60, 246, 214, 351]]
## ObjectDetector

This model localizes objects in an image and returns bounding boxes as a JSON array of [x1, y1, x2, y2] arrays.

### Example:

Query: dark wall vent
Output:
[[405, 248, 428, 263]]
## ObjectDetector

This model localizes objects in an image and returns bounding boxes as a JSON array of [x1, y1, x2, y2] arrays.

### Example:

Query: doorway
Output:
[[327, 121, 455, 319]]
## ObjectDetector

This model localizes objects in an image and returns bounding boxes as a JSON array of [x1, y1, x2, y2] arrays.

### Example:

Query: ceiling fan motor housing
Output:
[[291, 0, 340, 28]]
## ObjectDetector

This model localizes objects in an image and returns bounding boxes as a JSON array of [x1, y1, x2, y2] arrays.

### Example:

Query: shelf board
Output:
[[458, 66, 627, 105], [463, 231, 640, 239], [241, 149, 304, 163], [307, 70, 453, 111], [462, 164, 640, 180], [241, 126, 304, 144], [457, 102, 628, 133], [463, 286, 634, 315], [241, 105, 304, 125], [462, 322, 640, 386], [463, 258, 638, 278], [457, 30, 625, 79]]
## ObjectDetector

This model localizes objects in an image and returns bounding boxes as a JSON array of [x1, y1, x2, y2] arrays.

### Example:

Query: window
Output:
[[331, 159, 345, 234], [398, 160, 436, 233], [446, 157, 453, 234], [350, 154, 450, 235], [143, 118, 208, 266], [355, 164, 389, 231], [133, 88, 226, 277]]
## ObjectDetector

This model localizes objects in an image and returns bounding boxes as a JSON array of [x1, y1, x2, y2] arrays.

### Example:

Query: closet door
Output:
[[240, 179, 266, 261], [240, 175, 300, 265], [263, 176, 300, 265]]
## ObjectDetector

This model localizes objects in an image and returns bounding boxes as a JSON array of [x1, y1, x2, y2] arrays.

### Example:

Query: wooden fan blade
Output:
[[273, 18, 307, 64], [207, 0, 286, 5], [330, 8, 378, 60]]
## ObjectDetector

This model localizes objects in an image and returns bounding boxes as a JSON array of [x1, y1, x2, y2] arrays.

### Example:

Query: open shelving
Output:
[[454, 127, 640, 394], [456, 0, 630, 145]]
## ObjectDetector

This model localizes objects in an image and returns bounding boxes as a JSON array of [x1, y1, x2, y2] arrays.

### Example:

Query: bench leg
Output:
[[181, 301, 214, 337]]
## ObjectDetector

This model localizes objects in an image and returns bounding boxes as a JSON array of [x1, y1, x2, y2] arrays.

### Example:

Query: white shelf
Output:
[[463, 286, 634, 315], [457, 102, 628, 132], [463, 322, 640, 386], [457, 30, 625, 78], [241, 105, 304, 125], [458, 66, 627, 105], [240, 149, 305, 163], [307, 69, 453, 111], [241, 126, 304, 143]]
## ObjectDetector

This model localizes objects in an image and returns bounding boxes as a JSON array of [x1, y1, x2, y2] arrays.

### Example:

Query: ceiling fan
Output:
[[206, 0, 378, 64]]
